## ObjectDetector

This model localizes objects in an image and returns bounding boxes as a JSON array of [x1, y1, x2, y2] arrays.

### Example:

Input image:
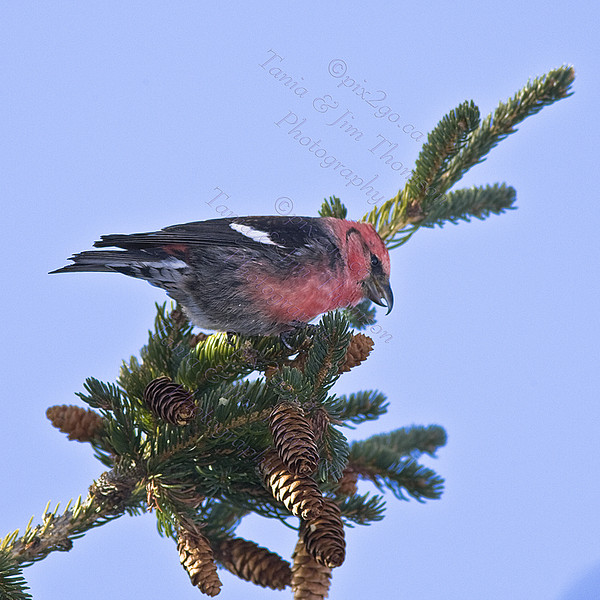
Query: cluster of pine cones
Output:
[[47, 332, 374, 598]]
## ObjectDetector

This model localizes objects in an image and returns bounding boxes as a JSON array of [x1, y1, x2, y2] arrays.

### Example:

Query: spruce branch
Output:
[[440, 65, 575, 190], [418, 183, 516, 230], [363, 65, 574, 247], [2, 465, 145, 568], [334, 390, 389, 426], [317, 424, 350, 482], [349, 439, 445, 502], [302, 312, 352, 398], [406, 100, 481, 206], [337, 492, 386, 526], [175, 330, 296, 391], [341, 298, 377, 330], [319, 195, 348, 219], [0, 553, 31, 600], [358, 425, 448, 458], [76, 377, 125, 411]]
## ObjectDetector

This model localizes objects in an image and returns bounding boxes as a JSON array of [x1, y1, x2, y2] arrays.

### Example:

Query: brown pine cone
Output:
[[338, 333, 374, 373], [46, 405, 104, 442], [335, 467, 359, 497], [270, 402, 319, 475], [300, 497, 346, 568], [178, 529, 222, 597], [291, 537, 332, 600], [215, 536, 291, 590], [260, 450, 323, 519], [143, 376, 196, 425]]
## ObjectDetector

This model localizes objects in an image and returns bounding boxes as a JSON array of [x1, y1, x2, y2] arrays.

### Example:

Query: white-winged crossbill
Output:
[[51, 216, 393, 336]]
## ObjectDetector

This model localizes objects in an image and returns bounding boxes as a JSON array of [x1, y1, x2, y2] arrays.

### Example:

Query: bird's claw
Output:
[[279, 322, 318, 350]]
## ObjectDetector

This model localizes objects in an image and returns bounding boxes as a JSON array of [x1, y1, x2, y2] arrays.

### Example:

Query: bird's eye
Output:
[[370, 255, 379, 267]]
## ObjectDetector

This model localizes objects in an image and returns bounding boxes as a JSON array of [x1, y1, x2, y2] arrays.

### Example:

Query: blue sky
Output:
[[1, 2, 599, 599]]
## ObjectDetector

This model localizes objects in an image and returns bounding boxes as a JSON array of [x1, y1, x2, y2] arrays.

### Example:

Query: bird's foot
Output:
[[279, 322, 318, 351]]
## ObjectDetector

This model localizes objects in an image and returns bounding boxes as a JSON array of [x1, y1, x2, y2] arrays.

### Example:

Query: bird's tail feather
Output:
[[49, 250, 150, 274], [94, 233, 158, 249]]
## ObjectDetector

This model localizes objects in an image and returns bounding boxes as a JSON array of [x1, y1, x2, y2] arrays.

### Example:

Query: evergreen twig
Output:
[[0, 553, 31, 600], [2, 465, 145, 567], [364, 65, 574, 248]]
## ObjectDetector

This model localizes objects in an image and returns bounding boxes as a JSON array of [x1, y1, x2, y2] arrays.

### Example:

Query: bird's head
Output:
[[327, 218, 393, 314]]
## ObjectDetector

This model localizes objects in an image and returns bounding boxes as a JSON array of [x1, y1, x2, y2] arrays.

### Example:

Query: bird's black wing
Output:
[[94, 216, 326, 251]]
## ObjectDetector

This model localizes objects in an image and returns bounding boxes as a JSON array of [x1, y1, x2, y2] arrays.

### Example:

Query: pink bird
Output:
[[51, 216, 393, 336]]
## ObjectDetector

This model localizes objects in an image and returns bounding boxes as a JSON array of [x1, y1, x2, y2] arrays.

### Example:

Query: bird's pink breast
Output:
[[246, 267, 362, 324]]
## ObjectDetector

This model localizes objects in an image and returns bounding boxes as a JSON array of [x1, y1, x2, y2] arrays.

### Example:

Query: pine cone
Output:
[[300, 497, 346, 568], [270, 402, 319, 475], [143, 376, 196, 425], [178, 529, 222, 597], [260, 450, 323, 519], [215, 536, 291, 590], [291, 537, 332, 600], [335, 467, 358, 497], [338, 333, 374, 373], [46, 405, 104, 442]]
